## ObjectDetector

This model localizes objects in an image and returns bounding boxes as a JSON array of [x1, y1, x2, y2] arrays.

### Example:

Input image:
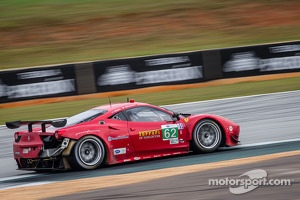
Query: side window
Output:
[[111, 112, 127, 121], [125, 106, 172, 122]]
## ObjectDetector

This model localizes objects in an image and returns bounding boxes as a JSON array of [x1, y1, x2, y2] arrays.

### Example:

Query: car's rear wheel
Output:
[[192, 119, 222, 153], [68, 136, 105, 170]]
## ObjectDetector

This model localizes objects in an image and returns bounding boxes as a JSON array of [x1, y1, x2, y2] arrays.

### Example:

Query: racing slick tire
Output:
[[68, 135, 106, 170], [192, 119, 222, 153]]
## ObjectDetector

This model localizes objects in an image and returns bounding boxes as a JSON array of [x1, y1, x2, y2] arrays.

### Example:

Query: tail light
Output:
[[54, 131, 60, 140], [54, 130, 66, 140], [14, 132, 21, 142]]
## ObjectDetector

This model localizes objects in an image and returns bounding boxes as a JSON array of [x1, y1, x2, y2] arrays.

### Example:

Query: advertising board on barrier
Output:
[[1, 40, 299, 104], [93, 52, 204, 92], [0, 65, 77, 103], [221, 41, 300, 78]]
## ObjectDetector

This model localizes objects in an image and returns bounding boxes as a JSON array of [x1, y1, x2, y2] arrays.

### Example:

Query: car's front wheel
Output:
[[68, 136, 106, 170], [192, 119, 222, 153]]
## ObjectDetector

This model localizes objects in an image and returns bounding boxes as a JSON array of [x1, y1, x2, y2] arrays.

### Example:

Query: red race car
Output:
[[6, 100, 240, 171]]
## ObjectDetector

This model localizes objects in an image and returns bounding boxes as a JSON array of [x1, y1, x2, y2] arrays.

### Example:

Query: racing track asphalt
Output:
[[0, 90, 299, 175], [45, 153, 300, 200], [0, 90, 299, 195]]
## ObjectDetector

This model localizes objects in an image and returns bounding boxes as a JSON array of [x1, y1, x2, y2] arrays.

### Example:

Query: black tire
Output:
[[68, 136, 106, 170], [192, 119, 222, 153]]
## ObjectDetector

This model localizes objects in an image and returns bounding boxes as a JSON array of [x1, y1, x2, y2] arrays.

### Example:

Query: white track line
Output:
[[0, 174, 38, 182], [163, 90, 300, 107], [1, 90, 300, 127], [219, 138, 300, 150]]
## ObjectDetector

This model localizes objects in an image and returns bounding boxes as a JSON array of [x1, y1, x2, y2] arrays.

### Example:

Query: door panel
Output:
[[129, 121, 188, 154], [105, 119, 135, 161]]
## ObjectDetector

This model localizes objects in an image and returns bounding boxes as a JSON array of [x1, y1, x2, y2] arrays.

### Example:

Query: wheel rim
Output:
[[78, 139, 102, 166], [196, 122, 220, 149]]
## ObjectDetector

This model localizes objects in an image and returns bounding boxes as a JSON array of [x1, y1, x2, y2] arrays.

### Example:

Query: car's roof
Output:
[[93, 101, 153, 112]]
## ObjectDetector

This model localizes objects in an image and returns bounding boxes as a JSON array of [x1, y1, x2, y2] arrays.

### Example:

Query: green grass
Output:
[[1, 76, 299, 125], [0, 0, 299, 69], [1, 0, 300, 124]]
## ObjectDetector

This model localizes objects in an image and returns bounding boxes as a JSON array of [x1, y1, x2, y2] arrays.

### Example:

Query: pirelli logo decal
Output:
[[139, 129, 161, 139]]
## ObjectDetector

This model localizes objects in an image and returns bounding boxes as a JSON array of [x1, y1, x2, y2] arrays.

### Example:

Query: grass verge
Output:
[[1, 75, 300, 125], [0, 0, 300, 69]]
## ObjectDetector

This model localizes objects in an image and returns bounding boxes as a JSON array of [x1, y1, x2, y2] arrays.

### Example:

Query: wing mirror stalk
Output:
[[172, 112, 180, 121]]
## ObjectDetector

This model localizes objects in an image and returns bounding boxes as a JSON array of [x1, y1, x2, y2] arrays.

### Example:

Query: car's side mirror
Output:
[[172, 112, 180, 121]]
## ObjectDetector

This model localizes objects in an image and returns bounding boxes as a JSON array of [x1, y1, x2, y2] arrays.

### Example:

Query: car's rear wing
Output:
[[5, 119, 67, 132]]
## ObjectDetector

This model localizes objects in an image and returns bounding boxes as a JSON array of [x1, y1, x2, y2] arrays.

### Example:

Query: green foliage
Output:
[[0, 0, 299, 69]]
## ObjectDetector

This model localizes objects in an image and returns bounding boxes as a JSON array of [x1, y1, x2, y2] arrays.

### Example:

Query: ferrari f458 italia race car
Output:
[[6, 100, 240, 171]]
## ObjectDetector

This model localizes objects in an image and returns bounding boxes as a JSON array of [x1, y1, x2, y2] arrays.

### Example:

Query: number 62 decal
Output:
[[161, 124, 178, 140]]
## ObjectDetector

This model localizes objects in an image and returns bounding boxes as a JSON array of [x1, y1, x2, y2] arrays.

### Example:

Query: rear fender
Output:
[[62, 134, 110, 164]]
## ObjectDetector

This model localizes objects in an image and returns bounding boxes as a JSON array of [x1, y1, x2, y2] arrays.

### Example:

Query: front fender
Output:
[[184, 114, 240, 146]]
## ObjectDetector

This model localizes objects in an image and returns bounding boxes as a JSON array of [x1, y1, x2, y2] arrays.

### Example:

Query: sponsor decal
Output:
[[96, 56, 203, 87], [180, 138, 184, 143], [177, 123, 184, 130], [108, 135, 129, 141], [135, 66, 203, 85], [229, 126, 233, 132], [23, 148, 31, 154], [113, 148, 126, 155], [184, 118, 189, 122], [170, 138, 179, 144], [98, 65, 135, 86], [173, 152, 182, 155], [223, 52, 259, 72], [134, 157, 141, 160], [139, 129, 160, 139], [259, 56, 300, 71], [269, 44, 300, 53], [161, 124, 179, 142], [5, 79, 75, 99], [143, 156, 152, 159], [223, 51, 300, 72], [0, 79, 6, 97], [75, 130, 100, 136], [145, 56, 190, 67], [17, 69, 62, 80]]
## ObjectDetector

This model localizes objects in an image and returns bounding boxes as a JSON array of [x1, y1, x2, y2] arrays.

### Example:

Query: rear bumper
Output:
[[15, 157, 66, 170], [13, 138, 73, 170]]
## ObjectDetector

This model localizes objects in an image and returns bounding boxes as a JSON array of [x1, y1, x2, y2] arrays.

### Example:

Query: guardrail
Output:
[[0, 40, 299, 103]]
